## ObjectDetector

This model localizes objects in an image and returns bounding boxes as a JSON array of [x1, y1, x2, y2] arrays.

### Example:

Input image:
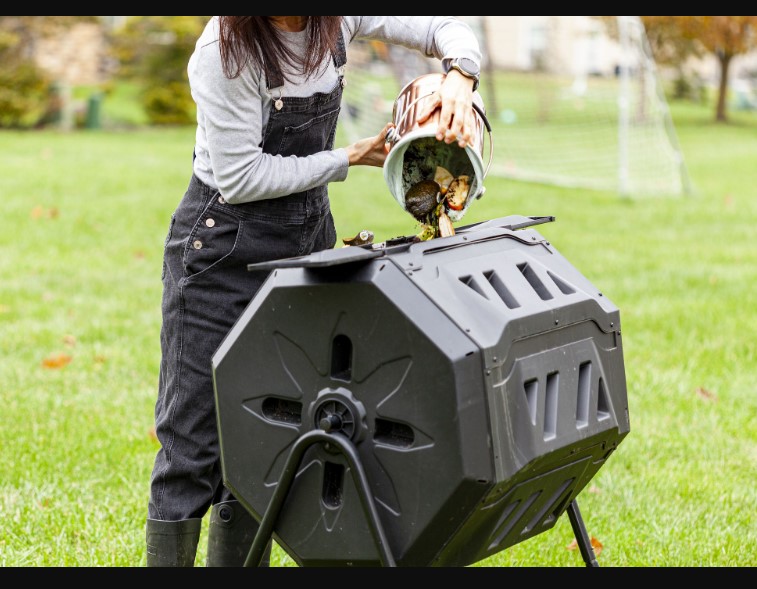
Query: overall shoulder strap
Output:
[[333, 29, 347, 71]]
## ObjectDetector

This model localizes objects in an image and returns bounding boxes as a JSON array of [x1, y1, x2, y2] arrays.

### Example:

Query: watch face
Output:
[[459, 58, 480, 78]]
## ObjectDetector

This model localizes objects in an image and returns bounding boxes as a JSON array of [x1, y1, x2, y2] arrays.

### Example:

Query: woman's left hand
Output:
[[346, 123, 395, 168], [417, 70, 476, 149]]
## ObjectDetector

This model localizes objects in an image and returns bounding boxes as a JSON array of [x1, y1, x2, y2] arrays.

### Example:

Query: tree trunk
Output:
[[716, 53, 732, 123]]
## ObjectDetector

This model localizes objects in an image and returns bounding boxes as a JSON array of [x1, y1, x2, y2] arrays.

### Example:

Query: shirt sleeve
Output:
[[189, 41, 350, 205], [342, 16, 482, 68]]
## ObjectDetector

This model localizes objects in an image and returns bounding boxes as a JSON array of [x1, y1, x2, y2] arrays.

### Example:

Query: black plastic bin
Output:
[[213, 215, 630, 567]]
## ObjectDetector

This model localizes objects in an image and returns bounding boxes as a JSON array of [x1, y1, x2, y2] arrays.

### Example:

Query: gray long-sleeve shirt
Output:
[[189, 16, 482, 205]]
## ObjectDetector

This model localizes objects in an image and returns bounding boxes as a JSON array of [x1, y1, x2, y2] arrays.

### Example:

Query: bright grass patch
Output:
[[0, 101, 755, 567]]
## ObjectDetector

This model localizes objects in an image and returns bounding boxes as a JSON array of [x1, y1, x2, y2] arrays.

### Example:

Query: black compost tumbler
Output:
[[212, 215, 630, 568]]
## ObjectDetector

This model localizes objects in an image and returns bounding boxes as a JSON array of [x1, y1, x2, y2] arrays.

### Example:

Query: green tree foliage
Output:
[[0, 62, 49, 128], [0, 16, 96, 128], [111, 16, 210, 126]]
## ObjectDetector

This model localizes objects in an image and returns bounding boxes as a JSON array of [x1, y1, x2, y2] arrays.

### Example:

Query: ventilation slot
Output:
[[518, 263, 553, 301], [488, 501, 521, 552], [524, 380, 539, 426], [459, 275, 489, 300], [576, 363, 592, 429], [322, 462, 345, 509], [549, 484, 575, 524], [489, 475, 582, 552], [493, 492, 541, 546], [544, 373, 559, 441], [485, 271, 521, 309], [598, 378, 611, 422], [375, 419, 415, 448], [525, 479, 574, 534], [262, 398, 303, 426], [548, 271, 576, 295], [331, 335, 353, 383]]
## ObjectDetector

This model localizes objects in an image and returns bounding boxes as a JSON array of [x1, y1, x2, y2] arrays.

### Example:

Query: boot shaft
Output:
[[207, 501, 271, 567], [146, 518, 202, 568]]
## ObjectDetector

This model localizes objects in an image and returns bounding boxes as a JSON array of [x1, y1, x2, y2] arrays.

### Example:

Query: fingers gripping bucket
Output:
[[384, 73, 493, 222]]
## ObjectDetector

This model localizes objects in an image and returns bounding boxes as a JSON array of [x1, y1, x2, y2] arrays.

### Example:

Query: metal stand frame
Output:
[[244, 430, 599, 568], [568, 501, 600, 568]]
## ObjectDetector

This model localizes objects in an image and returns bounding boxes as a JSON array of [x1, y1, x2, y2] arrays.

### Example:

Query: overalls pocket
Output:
[[183, 200, 242, 280]]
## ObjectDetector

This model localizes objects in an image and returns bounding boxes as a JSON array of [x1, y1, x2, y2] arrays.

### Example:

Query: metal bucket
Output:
[[384, 73, 493, 222]]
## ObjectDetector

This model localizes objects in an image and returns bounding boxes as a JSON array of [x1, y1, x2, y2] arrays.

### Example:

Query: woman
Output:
[[146, 16, 482, 567]]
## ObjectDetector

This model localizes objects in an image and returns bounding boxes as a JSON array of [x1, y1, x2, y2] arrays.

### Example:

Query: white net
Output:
[[341, 16, 692, 198]]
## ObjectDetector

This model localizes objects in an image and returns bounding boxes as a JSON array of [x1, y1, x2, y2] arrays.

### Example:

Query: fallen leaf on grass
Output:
[[148, 427, 158, 443], [31, 206, 60, 221], [134, 251, 147, 260], [588, 485, 601, 495], [42, 353, 72, 370], [696, 387, 718, 402], [567, 537, 604, 557], [63, 335, 77, 348]]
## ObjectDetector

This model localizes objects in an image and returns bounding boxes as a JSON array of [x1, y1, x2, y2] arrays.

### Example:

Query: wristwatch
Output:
[[448, 57, 481, 92]]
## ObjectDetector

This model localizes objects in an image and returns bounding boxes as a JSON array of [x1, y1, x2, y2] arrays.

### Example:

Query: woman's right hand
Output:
[[345, 123, 395, 168]]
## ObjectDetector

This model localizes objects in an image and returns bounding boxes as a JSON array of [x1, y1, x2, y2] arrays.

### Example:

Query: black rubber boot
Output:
[[145, 519, 202, 567], [206, 501, 271, 567]]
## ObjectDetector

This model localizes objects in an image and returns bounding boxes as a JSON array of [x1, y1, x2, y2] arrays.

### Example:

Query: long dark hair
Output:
[[218, 16, 343, 83]]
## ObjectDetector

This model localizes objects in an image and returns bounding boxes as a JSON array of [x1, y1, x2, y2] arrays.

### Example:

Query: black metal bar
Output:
[[327, 433, 397, 567], [567, 501, 600, 568], [244, 430, 397, 568]]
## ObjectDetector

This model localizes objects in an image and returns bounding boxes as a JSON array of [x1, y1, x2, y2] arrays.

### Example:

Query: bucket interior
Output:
[[384, 132, 485, 223]]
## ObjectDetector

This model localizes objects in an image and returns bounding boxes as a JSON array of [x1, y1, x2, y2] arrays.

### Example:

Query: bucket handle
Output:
[[386, 92, 495, 182]]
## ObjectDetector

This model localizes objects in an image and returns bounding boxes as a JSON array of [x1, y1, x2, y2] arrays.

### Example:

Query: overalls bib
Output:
[[149, 37, 347, 521]]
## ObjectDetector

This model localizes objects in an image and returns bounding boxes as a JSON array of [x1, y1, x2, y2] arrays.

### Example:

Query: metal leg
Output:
[[244, 430, 397, 568], [567, 501, 600, 568]]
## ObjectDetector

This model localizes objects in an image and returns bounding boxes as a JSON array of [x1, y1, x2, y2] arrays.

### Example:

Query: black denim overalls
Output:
[[149, 38, 346, 522]]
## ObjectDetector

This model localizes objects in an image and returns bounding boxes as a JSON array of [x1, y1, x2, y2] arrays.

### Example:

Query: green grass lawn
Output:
[[0, 100, 755, 567]]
